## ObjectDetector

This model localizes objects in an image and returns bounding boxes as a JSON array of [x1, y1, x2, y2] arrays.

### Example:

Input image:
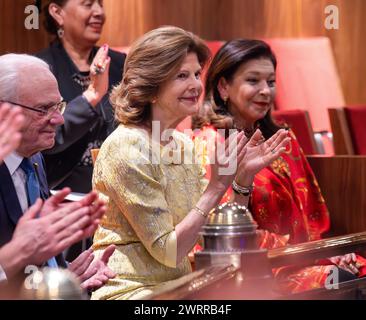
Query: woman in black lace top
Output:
[[36, 0, 126, 194]]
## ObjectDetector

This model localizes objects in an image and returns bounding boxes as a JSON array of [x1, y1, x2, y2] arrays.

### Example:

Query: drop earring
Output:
[[57, 27, 64, 38]]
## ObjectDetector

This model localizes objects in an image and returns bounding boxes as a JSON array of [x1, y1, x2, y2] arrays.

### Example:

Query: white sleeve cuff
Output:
[[164, 231, 177, 268]]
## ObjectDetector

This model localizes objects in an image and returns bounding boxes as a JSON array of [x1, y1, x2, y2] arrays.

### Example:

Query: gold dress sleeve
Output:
[[99, 131, 177, 267], [91, 125, 203, 299]]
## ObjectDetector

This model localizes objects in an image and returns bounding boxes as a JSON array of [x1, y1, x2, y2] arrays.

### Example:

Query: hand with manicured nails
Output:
[[235, 129, 291, 186], [208, 130, 248, 192], [83, 44, 111, 107], [329, 253, 361, 275]]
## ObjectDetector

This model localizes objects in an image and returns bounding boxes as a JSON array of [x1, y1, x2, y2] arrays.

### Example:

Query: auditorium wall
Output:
[[0, 0, 365, 104]]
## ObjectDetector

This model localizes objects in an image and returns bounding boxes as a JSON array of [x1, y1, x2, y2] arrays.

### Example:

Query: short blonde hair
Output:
[[111, 26, 210, 125]]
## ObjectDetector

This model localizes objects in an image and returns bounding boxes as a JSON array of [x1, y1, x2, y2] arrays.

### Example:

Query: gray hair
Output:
[[0, 54, 50, 101]]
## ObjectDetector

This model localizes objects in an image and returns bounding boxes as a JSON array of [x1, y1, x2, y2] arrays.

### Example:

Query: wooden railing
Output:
[[268, 231, 366, 268], [147, 231, 366, 300]]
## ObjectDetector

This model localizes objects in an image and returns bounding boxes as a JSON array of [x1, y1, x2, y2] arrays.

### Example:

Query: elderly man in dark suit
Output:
[[0, 54, 115, 293]]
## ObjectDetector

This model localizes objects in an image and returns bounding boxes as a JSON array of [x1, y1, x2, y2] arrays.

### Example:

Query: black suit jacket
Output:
[[0, 153, 67, 268], [35, 41, 126, 192]]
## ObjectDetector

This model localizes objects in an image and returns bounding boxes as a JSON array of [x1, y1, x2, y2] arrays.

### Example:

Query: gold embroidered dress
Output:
[[91, 124, 206, 300]]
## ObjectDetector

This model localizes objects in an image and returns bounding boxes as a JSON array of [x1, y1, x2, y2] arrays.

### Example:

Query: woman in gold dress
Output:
[[91, 26, 289, 300]]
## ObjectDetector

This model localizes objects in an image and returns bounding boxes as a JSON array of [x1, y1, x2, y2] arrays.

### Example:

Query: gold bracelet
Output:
[[194, 206, 208, 218]]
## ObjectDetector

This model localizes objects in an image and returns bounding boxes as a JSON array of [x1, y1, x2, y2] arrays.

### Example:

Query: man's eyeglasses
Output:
[[0, 100, 66, 117]]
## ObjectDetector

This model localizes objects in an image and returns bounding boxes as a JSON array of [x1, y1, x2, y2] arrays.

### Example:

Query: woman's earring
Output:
[[57, 27, 64, 38], [223, 96, 228, 107]]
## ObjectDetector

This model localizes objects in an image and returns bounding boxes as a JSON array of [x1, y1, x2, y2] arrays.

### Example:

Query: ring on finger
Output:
[[93, 60, 105, 74], [93, 65, 105, 74]]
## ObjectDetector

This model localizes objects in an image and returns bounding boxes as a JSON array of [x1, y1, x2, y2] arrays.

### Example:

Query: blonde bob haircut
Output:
[[111, 26, 211, 125]]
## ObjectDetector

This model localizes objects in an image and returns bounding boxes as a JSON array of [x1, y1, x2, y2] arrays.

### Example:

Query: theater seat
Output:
[[265, 37, 345, 132], [345, 106, 366, 155], [329, 106, 366, 155], [272, 109, 318, 154], [205, 41, 225, 57], [328, 108, 354, 155]]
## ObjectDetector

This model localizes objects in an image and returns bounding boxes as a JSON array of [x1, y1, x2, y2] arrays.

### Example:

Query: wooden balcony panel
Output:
[[307, 155, 366, 236]]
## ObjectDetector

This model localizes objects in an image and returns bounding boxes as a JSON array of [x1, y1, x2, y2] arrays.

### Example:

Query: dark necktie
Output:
[[20, 158, 58, 268]]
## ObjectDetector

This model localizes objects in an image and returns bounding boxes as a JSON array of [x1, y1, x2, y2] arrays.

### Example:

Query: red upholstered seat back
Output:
[[272, 109, 318, 154], [265, 37, 345, 132], [344, 106, 366, 155], [205, 41, 225, 57]]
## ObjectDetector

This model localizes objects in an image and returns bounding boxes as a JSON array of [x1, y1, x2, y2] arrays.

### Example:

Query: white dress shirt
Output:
[[3, 152, 28, 213], [1, 153, 30, 282]]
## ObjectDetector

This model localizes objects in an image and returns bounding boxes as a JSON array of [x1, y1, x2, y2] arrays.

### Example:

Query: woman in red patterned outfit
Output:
[[192, 39, 366, 293]]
